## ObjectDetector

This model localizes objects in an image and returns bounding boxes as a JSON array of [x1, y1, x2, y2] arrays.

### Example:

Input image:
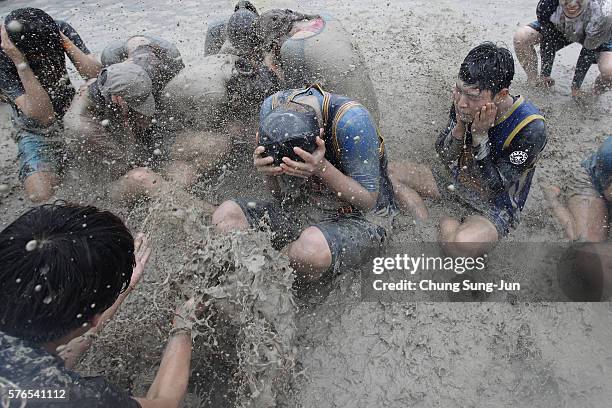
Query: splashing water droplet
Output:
[[6, 20, 23, 33], [153, 149, 162, 156], [34, 284, 42, 292], [25, 240, 38, 252], [100, 119, 110, 127], [43, 295, 53, 304]]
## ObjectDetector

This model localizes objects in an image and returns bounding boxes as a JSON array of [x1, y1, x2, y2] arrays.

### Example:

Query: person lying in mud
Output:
[[212, 84, 395, 283], [63, 38, 227, 205], [101, 34, 185, 103], [544, 135, 612, 242], [205, 1, 380, 121], [514, 0, 612, 100], [0, 8, 101, 203], [389, 43, 547, 257], [0, 203, 195, 408]]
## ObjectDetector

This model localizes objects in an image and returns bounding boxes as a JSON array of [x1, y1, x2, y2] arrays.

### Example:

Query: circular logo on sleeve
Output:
[[510, 151, 528, 165]]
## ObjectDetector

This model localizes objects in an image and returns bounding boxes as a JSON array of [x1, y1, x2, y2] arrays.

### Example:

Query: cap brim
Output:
[[130, 93, 156, 117]]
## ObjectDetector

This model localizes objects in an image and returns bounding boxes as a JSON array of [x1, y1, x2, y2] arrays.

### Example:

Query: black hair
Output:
[[0, 203, 135, 344], [227, 8, 260, 53], [458, 42, 515, 96], [4, 8, 63, 65], [4, 8, 69, 112]]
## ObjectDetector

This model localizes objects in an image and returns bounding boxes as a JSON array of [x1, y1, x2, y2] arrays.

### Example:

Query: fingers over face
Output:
[[280, 164, 310, 178]]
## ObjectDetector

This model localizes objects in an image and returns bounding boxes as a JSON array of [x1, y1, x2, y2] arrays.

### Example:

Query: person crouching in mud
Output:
[[389, 43, 548, 258], [514, 0, 612, 100], [63, 36, 227, 204], [0, 8, 101, 203], [0, 203, 196, 408], [543, 137, 612, 300], [212, 85, 395, 283], [205, 1, 380, 121], [544, 136, 612, 242]]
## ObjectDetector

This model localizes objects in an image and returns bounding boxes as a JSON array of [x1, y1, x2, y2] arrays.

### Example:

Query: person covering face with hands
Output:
[[390, 42, 548, 258], [213, 85, 395, 283]]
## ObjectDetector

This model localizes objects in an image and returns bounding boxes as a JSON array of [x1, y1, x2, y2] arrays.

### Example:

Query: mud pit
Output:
[[1, 0, 612, 407]]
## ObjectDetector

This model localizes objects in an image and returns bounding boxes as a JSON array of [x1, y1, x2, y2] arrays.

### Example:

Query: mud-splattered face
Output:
[[560, 0, 588, 17], [452, 79, 494, 123]]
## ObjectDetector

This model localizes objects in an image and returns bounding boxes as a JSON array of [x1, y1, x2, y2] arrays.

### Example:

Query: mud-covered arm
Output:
[[1, 26, 55, 126], [57, 20, 101, 79], [326, 105, 382, 211], [473, 119, 547, 199], [435, 105, 466, 165], [583, 4, 612, 50]]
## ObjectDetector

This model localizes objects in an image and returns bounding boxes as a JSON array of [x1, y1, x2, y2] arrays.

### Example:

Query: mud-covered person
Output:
[[543, 137, 612, 300], [544, 135, 612, 242], [212, 85, 396, 283], [0, 8, 101, 203], [205, 1, 379, 120], [0, 203, 196, 408], [63, 37, 221, 204], [514, 0, 612, 100], [390, 43, 547, 258]]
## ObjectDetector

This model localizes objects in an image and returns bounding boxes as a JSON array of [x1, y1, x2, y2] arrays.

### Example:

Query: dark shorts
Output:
[[528, 20, 612, 54], [430, 164, 517, 238], [15, 129, 65, 181], [233, 198, 388, 273]]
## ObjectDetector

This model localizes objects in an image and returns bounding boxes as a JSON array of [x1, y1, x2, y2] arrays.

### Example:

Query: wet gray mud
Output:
[[1, 0, 612, 407]]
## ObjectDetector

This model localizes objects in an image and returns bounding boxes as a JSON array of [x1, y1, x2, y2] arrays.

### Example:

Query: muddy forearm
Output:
[[319, 160, 378, 211], [436, 124, 465, 164], [64, 40, 101, 79], [142, 333, 191, 406], [14, 64, 55, 126]]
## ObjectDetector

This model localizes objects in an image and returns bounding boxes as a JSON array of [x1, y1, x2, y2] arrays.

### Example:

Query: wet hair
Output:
[[4, 8, 63, 65], [458, 42, 515, 96], [0, 203, 135, 344], [258, 102, 319, 165], [227, 8, 260, 53]]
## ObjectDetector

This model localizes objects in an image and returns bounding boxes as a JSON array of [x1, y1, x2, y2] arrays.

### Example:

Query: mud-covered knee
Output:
[[289, 227, 331, 271], [212, 201, 248, 232]]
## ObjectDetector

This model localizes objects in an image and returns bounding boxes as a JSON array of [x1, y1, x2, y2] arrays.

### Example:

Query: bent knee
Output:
[[24, 172, 59, 203], [289, 227, 332, 271], [212, 200, 248, 232], [513, 26, 539, 44], [123, 167, 162, 187]]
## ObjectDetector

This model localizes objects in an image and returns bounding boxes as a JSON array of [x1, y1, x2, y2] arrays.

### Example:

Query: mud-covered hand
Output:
[[470, 102, 497, 146], [129, 233, 152, 291], [281, 131, 327, 179], [253, 139, 283, 176], [172, 298, 197, 333], [1, 25, 26, 65]]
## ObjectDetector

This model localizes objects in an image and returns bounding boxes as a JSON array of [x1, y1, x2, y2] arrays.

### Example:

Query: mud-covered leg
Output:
[[438, 215, 499, 258], [513, 26, 542, 84]]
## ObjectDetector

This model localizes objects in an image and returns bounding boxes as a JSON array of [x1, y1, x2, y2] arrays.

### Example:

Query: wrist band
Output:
[[169, 326, 192, 337]]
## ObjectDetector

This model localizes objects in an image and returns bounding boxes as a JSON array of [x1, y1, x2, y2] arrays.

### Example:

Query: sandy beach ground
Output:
[[1, 0, 612, 407]]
